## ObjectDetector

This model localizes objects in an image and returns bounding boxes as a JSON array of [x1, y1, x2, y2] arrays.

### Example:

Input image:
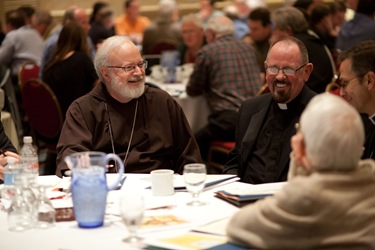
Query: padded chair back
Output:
[[21, 79, 63, 142], [18, 61, 40, 87], [151, 42, 177, 55]]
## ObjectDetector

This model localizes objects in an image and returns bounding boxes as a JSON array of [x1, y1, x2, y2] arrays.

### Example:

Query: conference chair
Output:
[[207, 141, 235, 174], [21, 78, 63, 174], [18, 61, 40, 87]]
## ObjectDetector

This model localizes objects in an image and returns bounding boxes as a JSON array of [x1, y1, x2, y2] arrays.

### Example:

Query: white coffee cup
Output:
[[151, 169, 175, 196]]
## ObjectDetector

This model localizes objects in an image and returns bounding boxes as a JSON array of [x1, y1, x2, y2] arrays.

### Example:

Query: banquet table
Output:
[[146, 75, 211, 133], [0, 174, 241, 250], [1, 111, 19, 150]]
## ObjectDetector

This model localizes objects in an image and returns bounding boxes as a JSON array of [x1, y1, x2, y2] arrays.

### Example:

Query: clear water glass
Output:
[[183, 163, 207, 206], [7, 186, 34, 231], [119, 192, 144, 243], [35, 185, 56, 229]]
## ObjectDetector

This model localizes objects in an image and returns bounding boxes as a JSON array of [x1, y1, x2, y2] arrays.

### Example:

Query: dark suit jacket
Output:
[[223, 85, 316, 183], [361, 114, 375, 160], [294, 32, 334, 94]]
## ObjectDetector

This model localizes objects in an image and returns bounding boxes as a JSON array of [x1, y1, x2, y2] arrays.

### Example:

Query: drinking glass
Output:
[[119, 192, 144, 243], [183, 163, 207, 206], [35, 185, 56, 229]]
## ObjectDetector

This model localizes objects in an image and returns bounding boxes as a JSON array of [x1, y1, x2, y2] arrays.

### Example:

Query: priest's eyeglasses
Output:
[[107, 61, 148, 73], [265, 63, 307, 76], [338, 73, 366, 90]]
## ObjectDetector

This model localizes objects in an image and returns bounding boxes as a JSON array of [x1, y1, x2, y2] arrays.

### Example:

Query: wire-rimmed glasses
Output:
[[265, 63, 307, 76], [107, 61, 148, 73]]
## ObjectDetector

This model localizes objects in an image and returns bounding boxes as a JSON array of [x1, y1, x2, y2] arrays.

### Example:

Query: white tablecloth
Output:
[[0, 174, 240, 250], [1, 111, 19, 150], [146, 77, 211, 133]]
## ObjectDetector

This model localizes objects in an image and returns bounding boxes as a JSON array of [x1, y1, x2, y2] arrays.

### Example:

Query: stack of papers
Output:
[[215, 181, 286, 207]]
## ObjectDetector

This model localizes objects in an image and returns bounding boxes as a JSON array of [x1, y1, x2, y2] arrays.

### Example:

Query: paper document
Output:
[[215, 181, 286, 207]]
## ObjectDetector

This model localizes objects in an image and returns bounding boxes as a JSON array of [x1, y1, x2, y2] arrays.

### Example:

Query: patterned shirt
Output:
[[186, 35, 262, 113]]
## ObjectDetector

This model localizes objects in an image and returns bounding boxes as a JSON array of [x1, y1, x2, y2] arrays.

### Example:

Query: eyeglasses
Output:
[[106, 61, 148, 73], [338, 74, 364, 89], [265, 63, 307, 76]]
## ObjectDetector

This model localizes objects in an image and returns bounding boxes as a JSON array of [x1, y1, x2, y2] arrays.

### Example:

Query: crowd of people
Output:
[[1, 0, 375, 247]]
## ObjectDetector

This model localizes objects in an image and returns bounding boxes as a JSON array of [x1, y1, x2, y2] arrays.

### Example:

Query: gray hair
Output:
[[94, 36, 134, 82], [271, 6, 308, 34], [181, 13, 203, 29], [206, 15, 234, 36], [300, 93, 364, 171], [34, 10, 52, 25], [158, 0, 177, 20]]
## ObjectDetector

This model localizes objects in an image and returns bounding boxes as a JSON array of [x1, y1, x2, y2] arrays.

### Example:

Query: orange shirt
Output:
[[114, 15, 150, 36]]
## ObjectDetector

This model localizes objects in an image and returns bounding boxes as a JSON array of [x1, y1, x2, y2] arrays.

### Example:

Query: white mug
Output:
[[151, 169, 175, 196]]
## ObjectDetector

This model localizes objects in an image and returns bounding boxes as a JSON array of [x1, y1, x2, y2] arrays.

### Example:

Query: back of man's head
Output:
[[5, 10, 26, 30], [300, 93, 364, 171], [158, 0, 177, 20], [17, 5, 35, 24], [33, 10, 52, 26], [310, 4, 330, 27], [62, 6, 79, 25], [271, 6, 308, 34], [248, 7, 271, 26], [206, 15, 234, 36]]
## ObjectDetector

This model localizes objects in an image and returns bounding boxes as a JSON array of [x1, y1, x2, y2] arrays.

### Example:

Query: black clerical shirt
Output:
[[243, 92, 308, 184]]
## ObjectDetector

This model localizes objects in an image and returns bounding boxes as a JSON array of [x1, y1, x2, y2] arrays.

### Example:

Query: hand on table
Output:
[[0, 151, 20, 180]]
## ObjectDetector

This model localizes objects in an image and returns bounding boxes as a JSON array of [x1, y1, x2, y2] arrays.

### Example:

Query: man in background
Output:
[[270, 6, 335, 93], [0, 9, 43, 84], [336, 0, 375, 51], [31, 10, 53, 40], [114, 0, 150, 45], [247, 7, 272, 78], [142, 0, 181, 55], [186, 15, 262, 161]]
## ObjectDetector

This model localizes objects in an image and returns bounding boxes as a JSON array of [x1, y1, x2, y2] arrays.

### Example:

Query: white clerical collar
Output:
[[277, 103, 288, 110], [369, 113, 375, 125]]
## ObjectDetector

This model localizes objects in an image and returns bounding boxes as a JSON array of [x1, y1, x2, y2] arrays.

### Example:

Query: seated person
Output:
[[227, 93, 375, 249], [56, 36, 201, 177], [88, 2, 115, 49], [223, 36, 316, 184], [0, 121, 19, 182], [338, 40, 375, 160], [42, 23, 98, 118], [178, 13, 206, 65]]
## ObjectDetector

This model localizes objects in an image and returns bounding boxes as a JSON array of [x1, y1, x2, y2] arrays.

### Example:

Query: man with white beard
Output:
[[56, 36, 201, 177], [223, 36, 316, 184]]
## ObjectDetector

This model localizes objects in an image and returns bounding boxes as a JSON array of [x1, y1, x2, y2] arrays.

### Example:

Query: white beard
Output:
[[109, 72, 145, 100]]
